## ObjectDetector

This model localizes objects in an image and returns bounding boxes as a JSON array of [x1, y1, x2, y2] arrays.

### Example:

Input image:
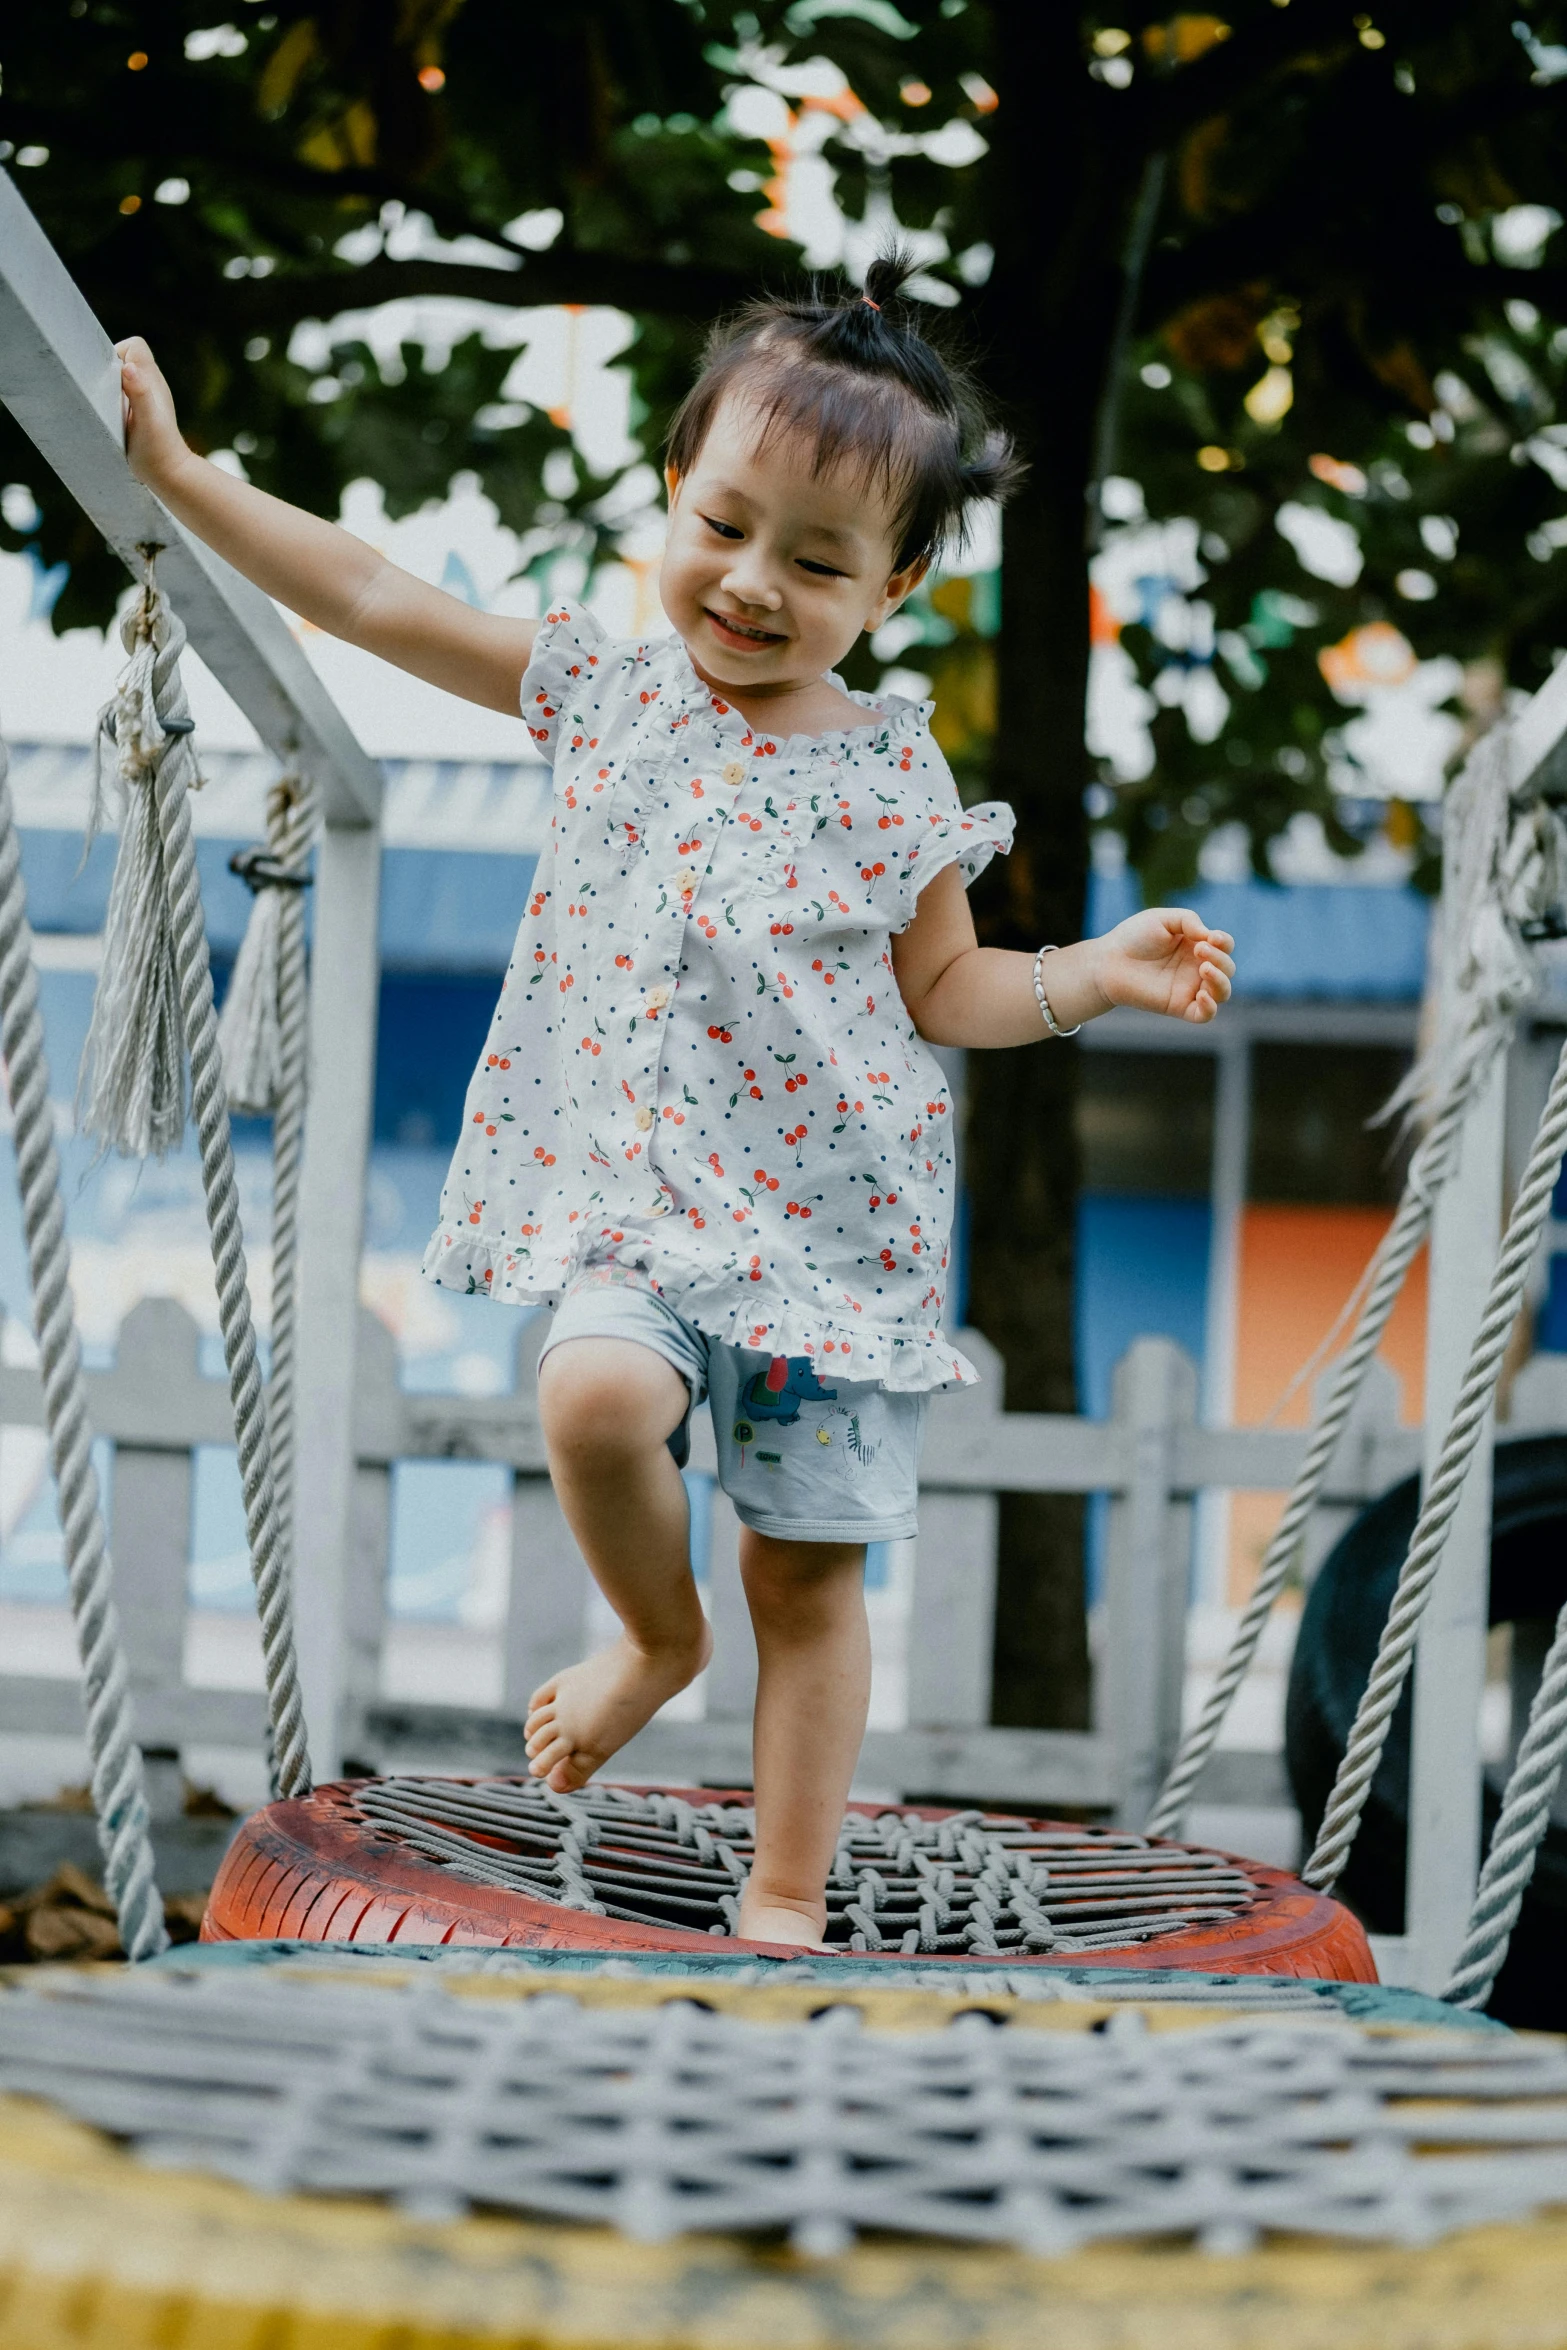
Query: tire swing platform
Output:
[[202, 1775, 1376, 1979]]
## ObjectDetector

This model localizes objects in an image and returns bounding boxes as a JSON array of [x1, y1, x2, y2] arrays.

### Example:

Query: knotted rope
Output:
[[0, 726, 166, 1957], [1304, 1026, 1567, 1894], [1149, 724, 1556, 1840], [84, 562, 311, 1798]]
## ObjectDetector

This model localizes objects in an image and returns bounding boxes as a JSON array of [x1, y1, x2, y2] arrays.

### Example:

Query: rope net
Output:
[[348, 1779, 1264, 1955], [5, 1967, 1565, 2259]]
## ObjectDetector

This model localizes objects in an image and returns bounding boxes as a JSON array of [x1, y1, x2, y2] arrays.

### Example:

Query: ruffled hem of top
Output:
[[421, 1221, 980, 1392], [896, 798, 1016, 928]]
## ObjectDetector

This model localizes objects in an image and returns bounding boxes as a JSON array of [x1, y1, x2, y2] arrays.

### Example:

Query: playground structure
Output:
[[5, 153, 1567, 1978], [8, 158, 1567, 2334]]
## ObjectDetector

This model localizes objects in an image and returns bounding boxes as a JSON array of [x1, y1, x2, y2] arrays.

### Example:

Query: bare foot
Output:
[[735, 1891, 829, 1950], [525, 1625, 711, 1793]]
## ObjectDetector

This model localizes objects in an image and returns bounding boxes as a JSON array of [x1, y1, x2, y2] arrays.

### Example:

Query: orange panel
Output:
[[1235, 1205, 1427, 1428], [1226, 1207, 1427, 1604]]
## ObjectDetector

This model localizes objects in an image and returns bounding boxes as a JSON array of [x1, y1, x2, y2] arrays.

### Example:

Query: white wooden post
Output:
[[1510, 1348, 1567, 1433], [108, 1300, 196, 1763], [1194, 1031, 1250, 1606], [1400, 1052, 1507, 1990], [1102, 1337, 1197, 1827], [291, 820, 382, 1774], [339, 1308, 397, 1754], [501, 1319, 592, 1715], [906, 1327, 1003, 1728], [703, 1492, 755, 1725]]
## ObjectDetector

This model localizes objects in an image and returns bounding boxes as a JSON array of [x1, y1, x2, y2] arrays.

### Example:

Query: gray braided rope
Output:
[[1304, 1028, 1567, 1893], [0, 734, 167, 1958], [126, 580, 312, 1798], [1145, 1027, 1495, 1842], [265, 776, 316, 1572], [1445, 1593, 1567, 2007]]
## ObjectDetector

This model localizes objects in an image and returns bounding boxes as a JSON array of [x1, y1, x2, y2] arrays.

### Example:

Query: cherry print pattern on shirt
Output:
[[424, 605, 1013, 1393]]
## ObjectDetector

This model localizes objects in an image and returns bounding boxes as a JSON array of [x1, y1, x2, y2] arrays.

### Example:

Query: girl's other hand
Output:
[[115, 337, 191, 492], [1094, 907, 1235, 1024]]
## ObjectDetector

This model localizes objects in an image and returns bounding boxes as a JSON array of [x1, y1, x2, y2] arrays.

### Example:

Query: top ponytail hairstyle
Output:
[[665, 249, 1023, 575]]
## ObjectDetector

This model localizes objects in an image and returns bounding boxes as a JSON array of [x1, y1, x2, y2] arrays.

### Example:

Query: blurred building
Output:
[[1073, 838, 1567, 1603], [4, 726, 1565, 1632], [1076, 840, 1427, 1604]]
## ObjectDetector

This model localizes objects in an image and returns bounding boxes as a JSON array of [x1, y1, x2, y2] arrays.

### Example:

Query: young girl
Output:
[[118, 255, 1233, 1949]]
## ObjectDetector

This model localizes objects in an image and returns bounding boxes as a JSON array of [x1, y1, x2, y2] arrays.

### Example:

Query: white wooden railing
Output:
[[0, 1296, 1454, 1823], [0, 168, 382, 1777]]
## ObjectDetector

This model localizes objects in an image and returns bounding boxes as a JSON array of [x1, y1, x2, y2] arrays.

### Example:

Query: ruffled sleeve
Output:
[[897, 790, 1015, 927], [519, 603, 610, 762]]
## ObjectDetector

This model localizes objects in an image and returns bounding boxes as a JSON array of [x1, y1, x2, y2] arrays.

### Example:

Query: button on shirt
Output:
[[423, 605, 1014, 1392]]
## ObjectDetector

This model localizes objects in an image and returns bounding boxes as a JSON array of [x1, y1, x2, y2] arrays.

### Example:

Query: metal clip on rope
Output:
[[228, 845, 312, 894]]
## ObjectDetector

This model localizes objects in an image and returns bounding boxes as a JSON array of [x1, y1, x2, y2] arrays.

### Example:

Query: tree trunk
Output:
[[966, 8, 1137, 1730]]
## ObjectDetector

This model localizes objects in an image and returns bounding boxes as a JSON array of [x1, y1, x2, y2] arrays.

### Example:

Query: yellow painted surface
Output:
[[6, 2054, 1567, 2348], [274, 1960, 1342, 2034], [5, 1972, 1566, 2348]]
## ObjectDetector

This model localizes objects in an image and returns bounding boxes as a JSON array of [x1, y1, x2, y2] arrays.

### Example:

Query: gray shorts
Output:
[[539, 1263, 926, 1544]]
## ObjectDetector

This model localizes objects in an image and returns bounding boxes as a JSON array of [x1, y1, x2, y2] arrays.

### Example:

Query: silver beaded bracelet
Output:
[[1031, 944, 1081, 1038]]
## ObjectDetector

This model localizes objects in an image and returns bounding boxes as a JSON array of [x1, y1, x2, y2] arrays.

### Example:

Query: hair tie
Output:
[[860, 294, 881, 311]]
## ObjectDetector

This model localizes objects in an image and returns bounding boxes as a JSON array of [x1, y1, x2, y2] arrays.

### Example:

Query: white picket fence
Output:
[[0, 1294, 1470, 1824]]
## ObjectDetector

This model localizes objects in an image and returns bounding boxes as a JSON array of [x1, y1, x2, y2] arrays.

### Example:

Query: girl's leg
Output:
[[734, 1530, 869, 1947], [526, 1336, 712, 1791]]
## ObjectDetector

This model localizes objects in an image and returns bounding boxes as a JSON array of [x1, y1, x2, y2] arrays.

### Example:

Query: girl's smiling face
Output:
[[660, 393, 927, 704]]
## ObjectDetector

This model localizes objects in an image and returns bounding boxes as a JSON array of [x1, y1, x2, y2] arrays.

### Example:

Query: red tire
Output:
[[203, 1780, 1375, 1981]]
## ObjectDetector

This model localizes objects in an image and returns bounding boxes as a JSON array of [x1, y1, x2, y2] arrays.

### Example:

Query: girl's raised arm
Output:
[[117, 337, 536, 716], [893, 863, 1234, 1043]]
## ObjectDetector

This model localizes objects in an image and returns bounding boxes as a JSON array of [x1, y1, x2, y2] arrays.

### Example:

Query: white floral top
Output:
[[423, 606, 1014, 1390]]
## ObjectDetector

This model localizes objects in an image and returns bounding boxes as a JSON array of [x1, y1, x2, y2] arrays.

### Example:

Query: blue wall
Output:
[[1087, 870, 1429, 1001], [19, 832, 537, 975], [1542, 1253, 1567, 1352], [1075, 1196, 1212, 1416], [1075, 1195, 1211, 1602]]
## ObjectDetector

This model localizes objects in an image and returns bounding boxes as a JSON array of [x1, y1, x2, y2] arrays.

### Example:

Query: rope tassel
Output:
[[216, 782, 314, 1119], [77, 585, 192, 1159], [217, 870, 286, 1117]]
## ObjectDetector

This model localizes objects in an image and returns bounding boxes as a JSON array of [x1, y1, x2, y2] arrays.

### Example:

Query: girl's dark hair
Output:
[[665, 249, 1023, 573]]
